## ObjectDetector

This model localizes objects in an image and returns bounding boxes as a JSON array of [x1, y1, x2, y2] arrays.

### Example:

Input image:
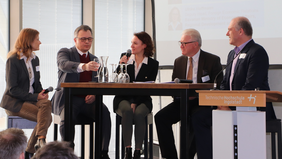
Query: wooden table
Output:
[[61, 82, 213, 159]]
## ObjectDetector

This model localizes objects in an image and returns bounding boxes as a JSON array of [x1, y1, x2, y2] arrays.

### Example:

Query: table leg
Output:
[[64, 88, 72, 142], [180, 89, 189, 159], [95, 95, 103, 158]]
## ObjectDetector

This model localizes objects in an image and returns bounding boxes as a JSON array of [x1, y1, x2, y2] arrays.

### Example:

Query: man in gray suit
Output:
[[51, 25, 111, 159]]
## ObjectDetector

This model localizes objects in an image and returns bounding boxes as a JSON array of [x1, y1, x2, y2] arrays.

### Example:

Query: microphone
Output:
[[125, 49, 131, 58], [213, 52, 241, 90], [43, 86, 53, 94], [174, 78, 193, 83]]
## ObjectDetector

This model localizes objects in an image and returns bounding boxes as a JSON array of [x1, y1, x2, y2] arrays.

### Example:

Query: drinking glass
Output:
[[117, 64, 125, 83], [110, 63, 118, 83], [93, 58, 101, 78], [123, 64, 130, 83]]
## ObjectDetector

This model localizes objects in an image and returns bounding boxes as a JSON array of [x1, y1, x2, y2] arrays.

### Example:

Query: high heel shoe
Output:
[[34, 138, 46, 151], [133, 150, 141, 159], [124, 147, 132, 159]]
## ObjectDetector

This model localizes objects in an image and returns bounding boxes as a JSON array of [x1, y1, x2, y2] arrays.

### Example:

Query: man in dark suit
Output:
[[219, 16, 276, 120], [51, 25, 111, 159], [155, 29, 223, 159]]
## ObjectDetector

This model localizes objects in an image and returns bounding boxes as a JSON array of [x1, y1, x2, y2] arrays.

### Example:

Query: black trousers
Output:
[[59, 96, 111, 151], [155, 98, 213, 159]]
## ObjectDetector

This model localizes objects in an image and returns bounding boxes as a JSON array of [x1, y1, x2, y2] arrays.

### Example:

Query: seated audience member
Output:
[[0, 128, 27, 159], [31, 141, 78, 159]]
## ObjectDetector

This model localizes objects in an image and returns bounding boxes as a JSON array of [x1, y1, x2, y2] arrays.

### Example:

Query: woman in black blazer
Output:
[[0, 28, 52, 158], [114, 32, 159, 159]]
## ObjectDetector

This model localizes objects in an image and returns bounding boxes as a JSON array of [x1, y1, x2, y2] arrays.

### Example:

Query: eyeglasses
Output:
[[178, 41, 195, 46], [76, 37, 93, 42]]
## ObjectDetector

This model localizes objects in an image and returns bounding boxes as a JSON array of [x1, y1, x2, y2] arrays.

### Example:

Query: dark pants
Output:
[[59, 96, 111, 151], [155, 98, 212, 159]]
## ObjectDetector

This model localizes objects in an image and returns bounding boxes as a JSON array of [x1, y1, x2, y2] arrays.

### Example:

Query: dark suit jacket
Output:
[[220, 39, 276, 120], [172, 50, 223, 88], [51, 46, 97, 115], [0, 53, 43, 112], [113, 56, 159, 112]]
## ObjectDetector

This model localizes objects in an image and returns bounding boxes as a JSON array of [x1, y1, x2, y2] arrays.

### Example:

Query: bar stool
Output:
[[266, 119, 282, 159], [115, 113, 153, 159], [53, 114, 94, 159], [7, 116, 37, 129]]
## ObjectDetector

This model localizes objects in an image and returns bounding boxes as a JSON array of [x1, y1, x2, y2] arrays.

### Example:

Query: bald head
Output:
[[233, 17, 253, 37]]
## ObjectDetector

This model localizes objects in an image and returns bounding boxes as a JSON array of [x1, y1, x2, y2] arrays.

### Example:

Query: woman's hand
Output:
[[131, 103, 137, 113], [37, 90, 49, 100], [119, 55, 128, 64], [85, 95, 95, 104]]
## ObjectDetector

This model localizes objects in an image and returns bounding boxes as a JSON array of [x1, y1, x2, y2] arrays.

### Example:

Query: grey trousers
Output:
[[116, 100, 150, 149]]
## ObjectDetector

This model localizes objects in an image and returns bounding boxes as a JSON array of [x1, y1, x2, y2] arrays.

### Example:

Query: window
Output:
[[95, 0, 144, 64], [22, 0, 82, 95], [0, 0, 9, 118]]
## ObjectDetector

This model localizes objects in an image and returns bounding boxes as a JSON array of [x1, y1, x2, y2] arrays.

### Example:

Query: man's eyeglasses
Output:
[[178, 41, 195, 46], [77, 37, 93, 42]]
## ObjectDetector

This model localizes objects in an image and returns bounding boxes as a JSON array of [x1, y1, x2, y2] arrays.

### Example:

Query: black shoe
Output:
[[124, 147, 132, 159], [133, 150, 141, 159], [25, 151, 33, 159], [34, 138, 46, 151], [101, 150, 110, 159]]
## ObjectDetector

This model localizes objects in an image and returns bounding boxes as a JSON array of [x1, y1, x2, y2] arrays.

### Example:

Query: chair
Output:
[[115, 113, 153, 159], [7, 116, 37, 129], [266, 119, 282, 159], [53, 114, 94, 159]]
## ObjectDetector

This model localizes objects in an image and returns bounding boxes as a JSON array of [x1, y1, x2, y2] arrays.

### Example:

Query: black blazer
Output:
[[0, 53, 43, 112], [113, 56, 159, 112], [51, 46, 98, 115], [220, 40, 276, 120]]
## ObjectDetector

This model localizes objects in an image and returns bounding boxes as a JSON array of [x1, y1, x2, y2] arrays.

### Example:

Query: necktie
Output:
[[82, 54, 86, 58], [187, 57, 193, 80]]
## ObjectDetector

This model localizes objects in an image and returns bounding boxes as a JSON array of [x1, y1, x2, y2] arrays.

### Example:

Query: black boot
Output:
[[101, 150, 110, 159], [124, 147, 132, 159], [25, 151, 33, 159], [133, 150, 141, 159]]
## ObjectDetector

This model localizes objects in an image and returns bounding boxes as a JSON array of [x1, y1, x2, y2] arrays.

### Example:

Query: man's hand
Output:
[[85, 95, 95, 104], [37, 90, 49, 100], [82, 61, 99, 71]]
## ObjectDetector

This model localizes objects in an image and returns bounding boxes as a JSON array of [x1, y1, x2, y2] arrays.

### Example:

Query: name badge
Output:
[[202, 75, 210, 83], [36, 66, 40, 72], [239, 53, 246, 59]]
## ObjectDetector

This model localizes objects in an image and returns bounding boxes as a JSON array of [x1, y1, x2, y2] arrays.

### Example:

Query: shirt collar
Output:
[[127, 54, 148, 65], [236, 39, 252, 53], [20, 52, 36, 60], [189, 49, 200, 62], [75, 47, 89, 57]]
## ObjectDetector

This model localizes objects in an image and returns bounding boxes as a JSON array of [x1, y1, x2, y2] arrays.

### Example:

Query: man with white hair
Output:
[[155, 28, 223, 159]]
